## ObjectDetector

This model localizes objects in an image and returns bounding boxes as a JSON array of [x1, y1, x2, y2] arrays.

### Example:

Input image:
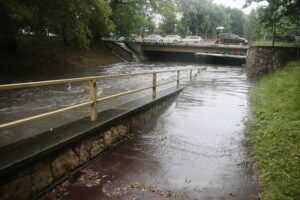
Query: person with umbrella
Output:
[[215, 26, 224, 44]]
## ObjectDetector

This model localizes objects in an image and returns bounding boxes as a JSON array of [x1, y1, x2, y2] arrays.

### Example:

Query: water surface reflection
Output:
[[42, 64, 259, 200]]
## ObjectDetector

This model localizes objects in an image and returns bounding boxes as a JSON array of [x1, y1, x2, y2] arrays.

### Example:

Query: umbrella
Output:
[[216, 26, 225, 30]]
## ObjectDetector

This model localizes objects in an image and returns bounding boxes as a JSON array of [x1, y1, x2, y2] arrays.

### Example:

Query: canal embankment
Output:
[[248, 60, 300, 199], [0, 37, 130, 83], [0, 87, 182, 200]]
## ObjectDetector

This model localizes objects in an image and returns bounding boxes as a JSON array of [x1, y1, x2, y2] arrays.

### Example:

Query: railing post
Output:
[[152, 72, 157, 98], [177, 70, 180, 88], [89, 79, 97, 121], [190, 69, 193, 81]]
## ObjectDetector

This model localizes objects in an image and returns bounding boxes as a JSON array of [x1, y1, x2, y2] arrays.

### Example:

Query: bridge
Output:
[[126, 42, 248, 56], [103, 39, 248, 61]]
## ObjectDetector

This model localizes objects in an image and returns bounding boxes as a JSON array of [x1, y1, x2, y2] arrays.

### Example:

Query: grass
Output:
[[248, 61, 300, 199], [254, 40, 300, 47]]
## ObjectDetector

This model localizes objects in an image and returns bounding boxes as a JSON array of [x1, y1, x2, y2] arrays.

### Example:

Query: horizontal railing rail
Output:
[[0, 68, 200, 131]]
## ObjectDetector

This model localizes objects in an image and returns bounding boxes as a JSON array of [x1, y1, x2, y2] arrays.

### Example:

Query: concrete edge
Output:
[[0, 87, 183, 179], [250, 45, 300, 49]]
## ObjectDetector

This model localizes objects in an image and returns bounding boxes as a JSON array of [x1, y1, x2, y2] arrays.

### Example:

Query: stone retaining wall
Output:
[[245, 46, 300, 79], [0, 97, 172, 200]]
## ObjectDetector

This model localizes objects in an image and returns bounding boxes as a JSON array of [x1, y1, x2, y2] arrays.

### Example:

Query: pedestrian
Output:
[[215, 30, 220, 44]]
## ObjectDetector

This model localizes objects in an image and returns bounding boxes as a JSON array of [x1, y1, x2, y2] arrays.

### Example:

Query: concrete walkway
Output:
[[41, 66, 259, 200]]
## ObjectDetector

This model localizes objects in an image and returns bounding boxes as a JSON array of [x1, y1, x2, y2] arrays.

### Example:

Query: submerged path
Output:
[[40, 65, 258, 200]]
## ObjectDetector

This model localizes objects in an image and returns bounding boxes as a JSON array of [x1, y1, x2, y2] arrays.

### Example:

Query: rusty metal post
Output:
[[152, 72, 157, 98], [89, 79, 97, 121], [190, 69, 193, 80], [177, 70, 180, 88]]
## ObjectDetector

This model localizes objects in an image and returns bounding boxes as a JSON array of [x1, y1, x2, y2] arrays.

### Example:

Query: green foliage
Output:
[[178, 0, 216, 36], [246, 0, 300, 40], [244, 9, 260, 41], [162, 0, 245, 38], [244, 0, 300, 42], [1, 0, 298, 48], [32, 0, 114, 49], [0, 0, 32, 48], [0, 0, 114, 49], [207, 4, 231, 35], [110, 0, 168, 37], [38, 0, 92, 49], [157, 0, 178, 34], [89, 0, 115, 39], [245, 0, 300, 25], [112, 3, 146, 37], [227, 8, 244, 36], [248, 61, 300, 199]]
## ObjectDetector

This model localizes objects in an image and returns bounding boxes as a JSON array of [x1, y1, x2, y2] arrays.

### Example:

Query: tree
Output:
[[227, 8, 245, 36], [160, 13, 177, 34], [0, 0, 32, 51], [208, 4, 231, 35], [111, 0, 175, 36], [245, 0, 299, 44], [112, 3, 148, 37], [88, 0, 115, 39], [176, 0, 243, 37], [32, 0, 114, 48], [244, 0, 300, 25], [0, 0, 115, 49], [243, 9, 260, 41], [158, 1, 178, 34]]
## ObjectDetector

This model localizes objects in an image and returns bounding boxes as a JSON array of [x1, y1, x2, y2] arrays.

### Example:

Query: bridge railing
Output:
[[0, 68, 200, 131]]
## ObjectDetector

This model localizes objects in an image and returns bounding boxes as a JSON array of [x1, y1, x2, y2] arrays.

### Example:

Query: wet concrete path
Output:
[[42, 66, 259, 200]]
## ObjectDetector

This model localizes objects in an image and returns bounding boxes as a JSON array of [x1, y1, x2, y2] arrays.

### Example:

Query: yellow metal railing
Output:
[[0, 68, 200, 131]]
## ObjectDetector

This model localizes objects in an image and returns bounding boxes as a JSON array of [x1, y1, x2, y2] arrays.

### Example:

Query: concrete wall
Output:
[[0, 96, 174, 200], [125, 42, 247, 62], [143, 51, 245, 65], [105, 42, 134, 61], [245, 46, 300, 79], [124, 42, 146, 60]]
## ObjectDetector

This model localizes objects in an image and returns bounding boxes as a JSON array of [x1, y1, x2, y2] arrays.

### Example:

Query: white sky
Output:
[[213, 0, 268, 14]]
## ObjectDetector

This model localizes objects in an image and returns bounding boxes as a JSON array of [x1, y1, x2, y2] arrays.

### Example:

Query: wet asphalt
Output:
[[40, 64, 259, 200]]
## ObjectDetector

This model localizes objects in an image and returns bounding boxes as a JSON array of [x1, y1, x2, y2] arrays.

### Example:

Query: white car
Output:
[[143, 35, 163, 43], [162, 35, 182, 44], [182, 36, 203, 44], [119, 37, 125, 42]]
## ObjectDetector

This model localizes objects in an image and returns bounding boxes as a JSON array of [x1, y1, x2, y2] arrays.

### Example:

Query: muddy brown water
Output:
[[34, 63, 259, 200], [0, 62, 198, 146]]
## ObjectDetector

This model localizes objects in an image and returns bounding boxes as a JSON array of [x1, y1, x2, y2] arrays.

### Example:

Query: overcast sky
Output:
[[213, 0, 268, 14]]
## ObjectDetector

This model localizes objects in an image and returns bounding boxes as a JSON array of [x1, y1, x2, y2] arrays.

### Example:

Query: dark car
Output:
[[220, 33, 248, 45]]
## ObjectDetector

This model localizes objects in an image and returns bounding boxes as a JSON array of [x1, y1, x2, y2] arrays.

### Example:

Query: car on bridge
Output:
[[118, 36, 125, 42], [119, 34, 137, 42], [220, 33, 248, 46], [162, 35, 182, 44], [182, 36, 203, 44], [143, 35, 163, 44]]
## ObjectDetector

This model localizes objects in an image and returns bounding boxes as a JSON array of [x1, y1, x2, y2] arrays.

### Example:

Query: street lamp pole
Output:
[[272, 23, 276, 46]]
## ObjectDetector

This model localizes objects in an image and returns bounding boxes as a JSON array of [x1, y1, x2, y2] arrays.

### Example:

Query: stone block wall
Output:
[[0, 97, 172, 200], [245, 46, 300, 79]]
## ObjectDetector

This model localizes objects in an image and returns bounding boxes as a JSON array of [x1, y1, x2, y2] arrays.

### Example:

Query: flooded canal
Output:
[[37, 63, 259, 199], [0, 62, 202, 146]]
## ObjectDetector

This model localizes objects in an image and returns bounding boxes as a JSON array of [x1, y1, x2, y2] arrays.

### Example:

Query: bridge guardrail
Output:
[[0, 68, 200, 131]]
